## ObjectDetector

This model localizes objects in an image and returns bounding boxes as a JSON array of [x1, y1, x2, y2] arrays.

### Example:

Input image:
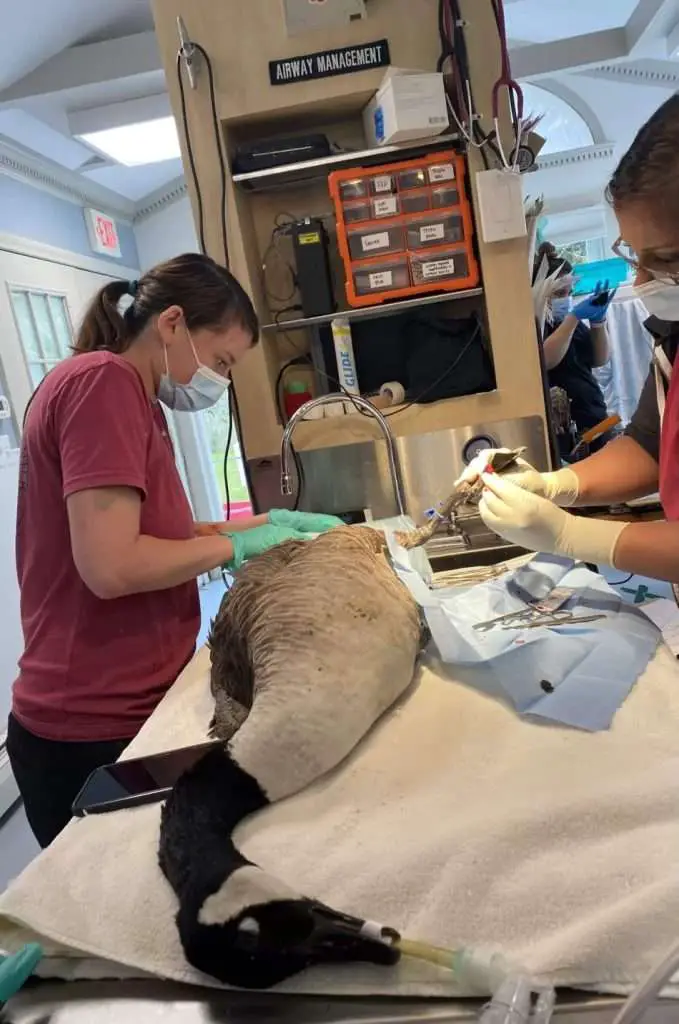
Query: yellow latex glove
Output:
[[456, 448, 580, 507], [479, 472, 627, 566]]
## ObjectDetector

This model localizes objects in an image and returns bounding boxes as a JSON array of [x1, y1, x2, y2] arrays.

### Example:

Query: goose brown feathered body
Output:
[[159, 525, 422, 987], [159, 451, 525, 988]]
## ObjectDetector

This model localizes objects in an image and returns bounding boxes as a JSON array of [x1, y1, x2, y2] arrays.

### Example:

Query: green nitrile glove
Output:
[[268, 509, 344, 533], [223, 524, 310, 570]]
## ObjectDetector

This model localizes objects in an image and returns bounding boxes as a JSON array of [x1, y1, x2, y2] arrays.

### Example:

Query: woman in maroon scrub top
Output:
[[7, 253, 338, 847], [459, 94, 679, 585]]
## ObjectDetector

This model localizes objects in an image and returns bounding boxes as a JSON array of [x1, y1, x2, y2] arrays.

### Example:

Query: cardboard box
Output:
[[363, 69, 448, 147]]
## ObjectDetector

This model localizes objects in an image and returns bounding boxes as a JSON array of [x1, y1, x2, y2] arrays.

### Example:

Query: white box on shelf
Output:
[[363, 68, 448, 147]]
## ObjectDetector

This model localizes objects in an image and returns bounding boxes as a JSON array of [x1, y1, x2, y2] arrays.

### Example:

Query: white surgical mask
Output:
[[551, 296, 573, 320], [157, 329, 230, 412], [634, 279, 679, 323]]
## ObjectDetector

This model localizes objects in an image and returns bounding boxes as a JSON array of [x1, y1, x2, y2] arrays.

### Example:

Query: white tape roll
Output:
[[379, 381, 406, 406]]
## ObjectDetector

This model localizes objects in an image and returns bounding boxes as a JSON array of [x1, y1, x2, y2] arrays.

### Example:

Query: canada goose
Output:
[[159, 450, 524, 988]]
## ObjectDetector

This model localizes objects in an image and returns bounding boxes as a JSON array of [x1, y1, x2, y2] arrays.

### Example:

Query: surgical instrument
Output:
[[504, 612, 606, 631], [396, 447, 527, 551], [475, 607, 606, 632]]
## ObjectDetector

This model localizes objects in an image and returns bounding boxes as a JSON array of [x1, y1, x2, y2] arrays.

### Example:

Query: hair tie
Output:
[[128, 279, 139, 297]]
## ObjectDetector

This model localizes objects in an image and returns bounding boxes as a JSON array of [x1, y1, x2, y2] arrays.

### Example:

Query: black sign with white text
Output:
[[270, 38, 390, 86]]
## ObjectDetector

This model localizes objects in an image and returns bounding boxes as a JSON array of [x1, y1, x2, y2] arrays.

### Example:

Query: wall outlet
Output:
[[475, 169, 527, 244]]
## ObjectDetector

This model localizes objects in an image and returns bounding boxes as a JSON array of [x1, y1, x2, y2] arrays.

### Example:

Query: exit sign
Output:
[[84, 208, 122, 259]]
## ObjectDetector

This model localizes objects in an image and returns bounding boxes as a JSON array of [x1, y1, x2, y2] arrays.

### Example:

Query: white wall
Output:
[[133, 195, 198, 270], [524, 75, 675, 245], [563, 76, 675, 161]]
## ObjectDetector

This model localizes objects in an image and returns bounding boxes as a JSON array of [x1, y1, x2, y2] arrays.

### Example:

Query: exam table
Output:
[[2, 547, 679, 1016], [4, 979, 679, 1024]]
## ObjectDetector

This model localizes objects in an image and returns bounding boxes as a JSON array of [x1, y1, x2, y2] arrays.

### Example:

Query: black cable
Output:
[[178, 41, 262, 522], [176, 53, 206, 252], [193, 42, 229, 267], [437, 0, 509, 169], [385, 320, 483, 418], [222, 408, 234, 521]]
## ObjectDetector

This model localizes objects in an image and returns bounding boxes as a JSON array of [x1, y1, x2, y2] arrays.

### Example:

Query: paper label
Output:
[[373, 196, 398, 218], [422, 257, 456, 279], [362, 231, 391, 252], [372, 175, 393, 193], [368, 270, 393, 289], [429, 163, 455, 182], [420, 223, 445, 243]]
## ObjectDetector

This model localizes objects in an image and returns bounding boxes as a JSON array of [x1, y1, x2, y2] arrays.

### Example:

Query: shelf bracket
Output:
[[177, 16, 198, 90]]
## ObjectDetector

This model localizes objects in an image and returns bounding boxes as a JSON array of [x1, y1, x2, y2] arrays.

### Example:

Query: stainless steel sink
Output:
[[427, 543, 529, 573], [423, 512, 529, 573]]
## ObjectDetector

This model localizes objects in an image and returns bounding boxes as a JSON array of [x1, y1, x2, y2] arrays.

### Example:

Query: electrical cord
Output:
[[262, 217, 300, 305], [438, 0, 521, 169], [193, 41, 229, 266], [385, 319, 483, 417], [177, 39, 256, 522], [176, 53, 206, 253]]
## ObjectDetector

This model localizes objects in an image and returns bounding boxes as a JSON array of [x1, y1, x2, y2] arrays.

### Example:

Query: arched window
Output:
[[521, 83, 594, 154]]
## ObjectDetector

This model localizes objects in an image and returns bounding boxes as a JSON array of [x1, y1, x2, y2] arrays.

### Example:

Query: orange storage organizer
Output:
[[329, 150, 479, 308]]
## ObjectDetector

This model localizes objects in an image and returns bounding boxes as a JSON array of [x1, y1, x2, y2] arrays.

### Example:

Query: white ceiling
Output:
[[0, 0, 153, 92], [506, 0, 640, 44], [0, 0, 678, 219]]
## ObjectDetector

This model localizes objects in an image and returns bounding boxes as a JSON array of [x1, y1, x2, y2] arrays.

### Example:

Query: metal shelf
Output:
[[232, 134, 460, 192], [263, 288, 484, 333]]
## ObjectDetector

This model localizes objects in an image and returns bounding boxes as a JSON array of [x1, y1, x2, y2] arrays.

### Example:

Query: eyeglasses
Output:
[[612, 237, 679, 285]]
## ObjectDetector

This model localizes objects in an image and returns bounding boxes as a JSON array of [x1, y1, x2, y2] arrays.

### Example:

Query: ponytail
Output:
[[73, 280, 135, 355], [72, 254, 258, 357]]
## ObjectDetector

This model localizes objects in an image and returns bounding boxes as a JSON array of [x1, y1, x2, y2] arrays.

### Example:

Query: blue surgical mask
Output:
[[551, 296, 573, 320], [158, 329, 230, 412]]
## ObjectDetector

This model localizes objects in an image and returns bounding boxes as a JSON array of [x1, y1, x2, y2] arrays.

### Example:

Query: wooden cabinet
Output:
[[150, 0, 548, 467]]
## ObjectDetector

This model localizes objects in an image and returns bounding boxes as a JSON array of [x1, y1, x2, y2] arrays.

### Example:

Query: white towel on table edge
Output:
[[1, 643, 679, 999]]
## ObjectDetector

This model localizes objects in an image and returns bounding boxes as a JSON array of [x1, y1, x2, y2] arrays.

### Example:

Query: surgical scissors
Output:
[[474, 608, 536, 632], [475, 607, 606, 633], [504, 612, 606, 631]]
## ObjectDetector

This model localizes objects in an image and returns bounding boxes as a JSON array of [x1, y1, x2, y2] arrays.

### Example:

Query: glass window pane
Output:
[[47, 295, 73, 357], [10, 291, 40, 360], [28, 363, 46, 388], [29, 293, 60, 359], [200, 396, 251, 516]]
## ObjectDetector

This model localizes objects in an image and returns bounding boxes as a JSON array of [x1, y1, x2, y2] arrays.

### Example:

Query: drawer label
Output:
[[429, 164, 455, 182], [369, 270, 393, 289], [420, 223, 445, 242], [372, 175, 393, 194], [422, 258, 456, 279], [362, 231, 391, 252], [373, 196, 398, 218]]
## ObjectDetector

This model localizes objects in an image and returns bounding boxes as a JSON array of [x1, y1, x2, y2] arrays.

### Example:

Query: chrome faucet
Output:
[[280, 393, 406, 516]]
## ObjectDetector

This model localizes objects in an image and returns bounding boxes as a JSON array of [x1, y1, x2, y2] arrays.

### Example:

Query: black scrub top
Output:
[[545, 318, 608, 433]]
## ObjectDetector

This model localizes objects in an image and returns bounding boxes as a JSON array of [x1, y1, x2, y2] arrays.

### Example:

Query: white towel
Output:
[[1, 643, 679, 997]]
